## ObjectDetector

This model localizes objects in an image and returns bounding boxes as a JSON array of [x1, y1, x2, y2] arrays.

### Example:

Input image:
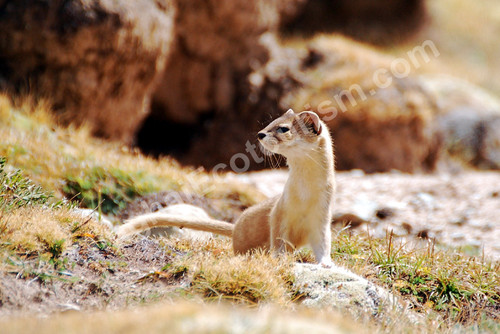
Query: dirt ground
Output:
[[229, 170, 500, 260], [0, 170, 498, 318], [0, 238, 187, 317]]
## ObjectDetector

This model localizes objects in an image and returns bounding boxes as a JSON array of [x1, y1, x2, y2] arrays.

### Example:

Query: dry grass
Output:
[[0, 206, 111, 258], [162, 238, 295, 306], [329, 232, 499, 327]]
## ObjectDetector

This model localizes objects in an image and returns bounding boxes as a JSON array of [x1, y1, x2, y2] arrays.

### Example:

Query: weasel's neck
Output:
[[284, 136, 335, 200]]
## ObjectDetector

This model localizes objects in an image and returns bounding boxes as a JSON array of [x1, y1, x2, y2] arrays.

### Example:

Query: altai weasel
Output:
[[116, 109, 335, 266]]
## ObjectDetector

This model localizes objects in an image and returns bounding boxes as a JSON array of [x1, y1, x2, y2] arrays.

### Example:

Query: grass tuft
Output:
[[0, 157, 53, 211], [0, 206, 112, 257], [160, 238, 294, 306]]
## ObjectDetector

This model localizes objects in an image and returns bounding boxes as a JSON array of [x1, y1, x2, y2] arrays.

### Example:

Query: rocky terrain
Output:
[[230, 169, 500, 259]]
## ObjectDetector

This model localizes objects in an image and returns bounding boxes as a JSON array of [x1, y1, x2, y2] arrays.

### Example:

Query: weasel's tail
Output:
[[116, 213, 234, 238]]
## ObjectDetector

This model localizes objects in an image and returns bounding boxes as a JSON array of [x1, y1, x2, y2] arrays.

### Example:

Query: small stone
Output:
[[468, 220, 485, 228], [351, 196, 379, 220], [349, 169, 365, 177], [469, 240, 483, 247], [450, 232, 466, 241], [73, 208, 113, 230], [450, 217, 467, 226], [401, 222, 413, 234], [412, 193, 436, 209], [375, 208, 395, 220], [416, 229, 429, 239], [58, 303, 81, 313], [331, 214, 366, 229]]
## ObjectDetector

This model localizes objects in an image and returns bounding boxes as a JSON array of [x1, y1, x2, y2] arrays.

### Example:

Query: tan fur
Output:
[[116, 109, 335, 265], [118, 213, 233, 237]]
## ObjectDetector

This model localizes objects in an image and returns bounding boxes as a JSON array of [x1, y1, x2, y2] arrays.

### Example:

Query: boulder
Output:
[[420, 75, 500, 170], [293, 263, 417, 322], [0, 0, 175, 143], [139, 0, 305, 170], [284, 37, 442, 173], [145, 32, 444, 173]]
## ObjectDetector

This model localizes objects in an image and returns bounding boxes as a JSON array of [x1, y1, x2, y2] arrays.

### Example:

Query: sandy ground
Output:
[[228, 170, 500, 260]]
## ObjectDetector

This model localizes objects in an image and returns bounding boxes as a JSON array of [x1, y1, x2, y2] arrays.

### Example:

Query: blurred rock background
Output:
[[1, 0, 499, 172]]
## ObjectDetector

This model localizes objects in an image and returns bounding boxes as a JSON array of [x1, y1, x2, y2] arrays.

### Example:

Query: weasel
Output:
[[117, 109, 335, 266]]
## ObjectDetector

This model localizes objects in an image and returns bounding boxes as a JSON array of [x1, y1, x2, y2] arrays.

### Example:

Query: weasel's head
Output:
[[258, 109, 324, 158]]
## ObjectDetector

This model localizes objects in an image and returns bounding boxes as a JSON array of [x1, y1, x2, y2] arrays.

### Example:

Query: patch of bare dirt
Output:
[[0, 238, 185, 317]]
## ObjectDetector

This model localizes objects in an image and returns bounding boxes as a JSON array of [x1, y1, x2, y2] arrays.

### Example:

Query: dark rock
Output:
[[281, 0, 428, 45], [416, 229, 429, 239], [375, 208, 395, 220], [422, 75, 500, 170], [332, 213, 366, 229]]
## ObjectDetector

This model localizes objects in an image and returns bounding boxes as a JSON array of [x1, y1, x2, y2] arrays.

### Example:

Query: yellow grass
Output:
[[165, 238, 295, 306], [0, 206, 111, 257]]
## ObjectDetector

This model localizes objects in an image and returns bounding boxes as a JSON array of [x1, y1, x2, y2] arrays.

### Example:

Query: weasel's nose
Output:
[[257, 132, 266, 140]]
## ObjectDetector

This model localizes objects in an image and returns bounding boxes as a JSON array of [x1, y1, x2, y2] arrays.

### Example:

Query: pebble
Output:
[[375, 208, 394, 220], [468, 220, 486, 228], [58, 303, 81, 313], [412, 192, 436, 209], [450, 232, 466, 241]]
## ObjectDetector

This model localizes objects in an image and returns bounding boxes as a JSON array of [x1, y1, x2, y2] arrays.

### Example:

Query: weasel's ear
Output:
[[297, 111, 322, 135], [285, 108, 295, 116]]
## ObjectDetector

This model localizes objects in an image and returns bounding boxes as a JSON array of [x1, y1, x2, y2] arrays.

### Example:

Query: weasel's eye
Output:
[[277, 126, 290, 134]]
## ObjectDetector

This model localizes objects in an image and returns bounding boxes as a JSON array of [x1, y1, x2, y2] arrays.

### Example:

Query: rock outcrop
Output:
[[285, 37, 442, 173], [3, 1, 496, 174], [140, 12, 443, 173], [139, 0, 305, 170], [0, 0, 175, 143]]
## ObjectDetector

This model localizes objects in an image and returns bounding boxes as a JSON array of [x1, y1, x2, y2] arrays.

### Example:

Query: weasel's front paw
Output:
[[319, 259, 333, 268]]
